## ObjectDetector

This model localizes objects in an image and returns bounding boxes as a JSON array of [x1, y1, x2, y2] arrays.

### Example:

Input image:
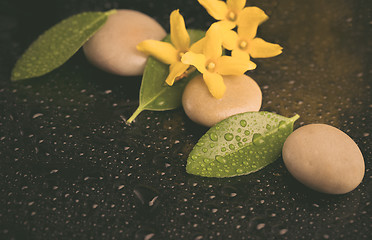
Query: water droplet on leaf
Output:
[[215, 155, 226, 164], [240, 120, 247, 127], [236, 168, 244, 174], [209, 132, 218, 141], [224, 133, 234, 141]]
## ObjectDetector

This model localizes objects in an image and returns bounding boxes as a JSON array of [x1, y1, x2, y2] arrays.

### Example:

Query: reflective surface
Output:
[[1, 0, 371, 239]]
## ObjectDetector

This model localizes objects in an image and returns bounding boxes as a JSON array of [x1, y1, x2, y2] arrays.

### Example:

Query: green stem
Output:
[[127, 107, 143, 123]]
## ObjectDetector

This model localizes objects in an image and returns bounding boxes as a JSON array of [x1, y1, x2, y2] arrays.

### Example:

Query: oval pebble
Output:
[[282, 124, 365, 194], [83, 9, 166, 76], [182, 74, 262, 127]]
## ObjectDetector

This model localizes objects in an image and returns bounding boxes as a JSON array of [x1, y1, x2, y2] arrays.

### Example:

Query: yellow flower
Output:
[[137, 10, 203, 85], [222, 10, 283, 60], [197, 0, 268, 29], [181, 25, 256, 99]]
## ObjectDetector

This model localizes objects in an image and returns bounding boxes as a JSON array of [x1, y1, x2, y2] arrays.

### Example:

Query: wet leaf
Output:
[[186, 112, 300, 178], [127, 29, 205, 123], [11, 9, 116, 81]]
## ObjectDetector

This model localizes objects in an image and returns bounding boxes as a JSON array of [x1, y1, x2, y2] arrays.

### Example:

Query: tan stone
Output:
[[182, 74, 262, 127], [83, 9, 166, 76], [282, 124, 365, 194]]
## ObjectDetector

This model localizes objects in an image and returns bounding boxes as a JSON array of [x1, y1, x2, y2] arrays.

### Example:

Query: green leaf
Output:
[[11, 9, 117, 81], [127, 29, 205, 123], [186, 112, 300, 178]]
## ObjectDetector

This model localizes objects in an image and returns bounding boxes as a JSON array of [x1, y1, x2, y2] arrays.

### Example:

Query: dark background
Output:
[[1, 0, 371, 239]]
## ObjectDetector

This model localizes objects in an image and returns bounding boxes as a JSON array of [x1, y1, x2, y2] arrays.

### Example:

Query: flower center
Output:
[[178, 51, 186, 61], [238, 40, 248, 50], [227, 11, 237, 22], [206, 60, 217, 72]]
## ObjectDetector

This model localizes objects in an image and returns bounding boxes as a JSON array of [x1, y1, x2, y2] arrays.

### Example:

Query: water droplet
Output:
[[197, 142, 205, 147], [266, 124, 271, 130], [221, 147, 226, 152], [229, 144, 235, 150], [221, 185, 238, 197], [224, 133, 234, 141], [210, 143, 215, 148], [236, 168, 244, 174], [215, 155, 226, 164], [135, 229, 156, 240], [240, 120, 247, 127], [256, 223, 265, 230], [238, 142, 243, 147], [209, 132, 218, 141], [202, 148, 208, 153], [235, 136, 241, 141], [204, 158, 211, 163], [244, 130, 250, 136], [252, 133, 264, 146], [191, 155, 198, 160], [133, 185, 159, 210]]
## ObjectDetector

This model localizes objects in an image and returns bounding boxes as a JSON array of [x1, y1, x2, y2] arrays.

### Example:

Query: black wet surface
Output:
[[1, 0, 371, 239]]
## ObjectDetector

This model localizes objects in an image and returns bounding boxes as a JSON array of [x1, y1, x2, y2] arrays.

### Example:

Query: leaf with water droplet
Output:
[[186, 111, 300, 178], [127, 29, 205, 123], [11, 10, 117, 81]]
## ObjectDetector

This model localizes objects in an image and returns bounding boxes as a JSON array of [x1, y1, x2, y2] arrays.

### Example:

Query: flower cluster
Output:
[[137, 0, 282, 99]]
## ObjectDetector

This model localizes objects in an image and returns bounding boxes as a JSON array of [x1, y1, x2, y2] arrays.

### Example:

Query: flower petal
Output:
[[226, 0, 246, 12], [203, 72, 226, 99], [216, 55, 256, 75], [170, 10, 190, 51], [236, 7, 268, 40], [222, 29, 238, 50], [211, 20, 236, 30], [232, 48, 251, 61], [165, 62, 190, 86], [198, 0, 229, 20], [248, 38, 283, 58], [137, 40, 178, 65], [237, 7, 269, 28], [182, 52, 207, 73], [204, 24, 223, 59], [237, 23, 258, 42], [190, 38, 205, 54]]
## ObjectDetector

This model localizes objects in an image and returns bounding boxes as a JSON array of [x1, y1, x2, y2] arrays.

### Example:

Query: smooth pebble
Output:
[[83, 9, 166, 76], [282, 124, 364, 194], [182, 74, 262, 127]]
